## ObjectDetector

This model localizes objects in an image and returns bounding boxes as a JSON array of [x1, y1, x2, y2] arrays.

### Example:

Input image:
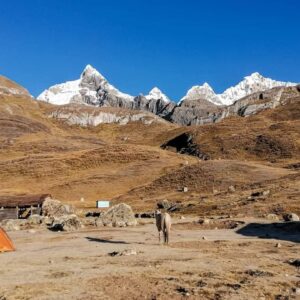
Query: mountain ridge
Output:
[[37, 65, 297, 107]]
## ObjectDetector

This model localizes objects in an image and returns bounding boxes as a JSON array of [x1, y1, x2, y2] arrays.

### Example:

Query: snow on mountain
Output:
[[179, 82, 223, 105], [38, 66, 297, 109], [145, 87, 170, 103], [37, 64, 134, 105], [180, 73, 297, 106], [219, 72, 296, 105]]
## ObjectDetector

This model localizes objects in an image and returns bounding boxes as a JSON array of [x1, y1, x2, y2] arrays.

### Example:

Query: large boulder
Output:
[[50, 214, 83, 232], [42, 197, 75, 218], [99, 203, 137, 227]]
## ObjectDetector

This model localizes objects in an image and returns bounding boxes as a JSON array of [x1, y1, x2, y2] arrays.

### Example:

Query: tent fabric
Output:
[[0, 228, 15, 252]]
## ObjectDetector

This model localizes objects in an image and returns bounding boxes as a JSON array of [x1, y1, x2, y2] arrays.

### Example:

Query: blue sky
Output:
[[0, 0, 299, 101]]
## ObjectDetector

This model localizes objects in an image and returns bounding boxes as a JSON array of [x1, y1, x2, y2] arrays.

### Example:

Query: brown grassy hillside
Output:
[[0, 76, 299, 217]]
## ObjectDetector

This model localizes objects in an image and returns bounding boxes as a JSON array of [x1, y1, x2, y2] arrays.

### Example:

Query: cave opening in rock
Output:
[[161, 133, 209, 160]]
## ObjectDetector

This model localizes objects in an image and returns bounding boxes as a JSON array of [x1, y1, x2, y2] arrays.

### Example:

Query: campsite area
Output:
[[1, 218, 300, 300]]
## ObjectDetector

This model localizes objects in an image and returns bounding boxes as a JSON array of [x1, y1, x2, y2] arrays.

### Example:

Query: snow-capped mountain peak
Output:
[[179, 82, 223, 105], [37, 65, 134, 105], [180, 73, 297, 106], [80, 64, 103, 79], [219, 72, 296, 105], [145, 87, 170, 103]]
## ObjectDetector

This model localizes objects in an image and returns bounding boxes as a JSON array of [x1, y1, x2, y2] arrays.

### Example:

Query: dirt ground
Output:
[[1, 218, 300, 300]]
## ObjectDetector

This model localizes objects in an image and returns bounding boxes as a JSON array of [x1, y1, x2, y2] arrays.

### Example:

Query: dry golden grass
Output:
[[0, 79, 299, 217]]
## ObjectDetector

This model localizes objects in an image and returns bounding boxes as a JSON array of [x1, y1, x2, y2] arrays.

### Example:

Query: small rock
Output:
[[283, 213, 299, 222], [180, 216, 185, 220], [262, 190, 270, 196], [275, 243, 282, 248], [199, 218, 210, 225], [157, 199, 172, 210], [228, 185, 235, 193], [109, 249, 137, 257], [295, 288, 300, 295], [266, 214, 279, 221], [28, 214, 43, 225], [183, 187, 188, 193], [202, 236, 207, 240], [28, 229, 36, 234]]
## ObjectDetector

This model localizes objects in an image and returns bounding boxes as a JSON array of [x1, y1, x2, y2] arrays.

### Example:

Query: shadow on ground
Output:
[[85, 237, 129, 244], [236, 222, 300, 243]]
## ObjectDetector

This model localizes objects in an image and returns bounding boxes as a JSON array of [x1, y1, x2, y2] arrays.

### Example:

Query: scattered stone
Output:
[[43, 216, 54, 226], [202, 236, 207, 240], [85, 211, 101, 218], [262, 190, 270, 196], [50, 214, 83, 232], [251, 191, 263, 197], [228, 185, 235, 193], [283, 213, 299, 222], [226, 283, 241, 290], [197, 280, 207, 288], [168, 204, 180, 212], [275, 243, 282, 248], [266, 213, 279, 221], [109, 249, 137, 256], [82, 217, 97, 226], [95, 218, 104, 227], [176, 287, 190, 296], [135, 212, 155, 218], [100, 203, 137, 227], [199, 218, 210, 225], [0, 219, 27, 231], [245, 269, 273, 277], [183, 187, 188, 193], [287, 259, 300, 268], [28, 214, 43, 225]]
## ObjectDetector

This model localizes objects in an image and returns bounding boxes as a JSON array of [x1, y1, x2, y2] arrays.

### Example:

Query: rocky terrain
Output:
[[0, 74, 299, 300]]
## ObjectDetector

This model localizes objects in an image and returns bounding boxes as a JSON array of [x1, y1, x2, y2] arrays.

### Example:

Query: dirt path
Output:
[[0, 220, 300, 300]]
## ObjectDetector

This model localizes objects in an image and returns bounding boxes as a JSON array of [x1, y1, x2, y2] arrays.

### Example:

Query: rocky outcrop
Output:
[[169, 98, 223, 125], [172, 85, 300, 126], [161, 132, 210, 159], [48, 104, 168, 126]]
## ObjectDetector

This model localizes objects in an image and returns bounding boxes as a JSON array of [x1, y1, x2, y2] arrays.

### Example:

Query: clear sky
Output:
[[0, 0, 299, 101]]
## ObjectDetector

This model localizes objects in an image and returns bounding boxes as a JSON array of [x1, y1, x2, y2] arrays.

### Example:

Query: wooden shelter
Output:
[[0, 194, 50, 221]]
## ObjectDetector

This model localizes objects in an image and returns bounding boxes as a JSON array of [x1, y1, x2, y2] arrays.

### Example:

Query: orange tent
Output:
[[0, 227, 15, 252]]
